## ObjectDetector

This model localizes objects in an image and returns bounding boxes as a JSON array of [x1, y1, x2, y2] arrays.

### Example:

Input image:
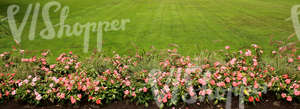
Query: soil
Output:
[[0, 93, 299, 109]]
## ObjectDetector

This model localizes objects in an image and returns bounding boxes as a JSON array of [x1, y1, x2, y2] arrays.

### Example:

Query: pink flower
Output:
[[198, 78, 206, 85], [143, 87, 148, 93], [144, 78, 149, 83], [248, 96, 254, 102], [36, 94, 42, 101], [287, 96, 292, 101], [162, 96, 168, 103], [95, 87, 100, 92], [131, 92, 136, 97], [217, 82, 225, 87], [18, 82, 23, 87], [242, 67, 248, 71], [199, 90, 205, 96], [77, 94, 82, 99], [64, 65, 70, 70], [281, 93, 286, 98], [225, 46, 230, 50], [11, 90, 16, 95], [232, 82, 238, 87], [214, 61, 220, 67], [210, 80, 215, 85], [167, 92, 172, 99], [96, 99, 101, 104], [250, 73, 255, 77], [242, 77, 247, 85], [282, 74, 289, 79], [294, 90, 300, 96], [230, 58, 236, 65], [60, 93, 65, 99], [70, 96, 76, 104], [5, 91, 9, 96], [41, 52, 48, 56], [245, 50, 252, 56], [288, 58, 294, 63], [285, 79, 291, 84], [253, 61, 258, 66], [254, 81, 259, 89], [189, 91, 195, 97], [252, 44, 258, 48], [49, 83, 54, 88], [298, 66, 300, 71], [124, 90, 129, 95], [75, 62, 81, 69], [125, 81, 131, 86], [206, 89, 212, 95], [50, 64, 56, 69], [225, 77, 231, 83], [164, 85, 170, 92], [272, 51, 276, 54], [82, 85, 87, 91], [188, 86, 195, 97]]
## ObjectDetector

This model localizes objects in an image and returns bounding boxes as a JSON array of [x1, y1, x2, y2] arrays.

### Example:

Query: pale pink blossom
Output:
[[288, 58, 294, 63], [95, 87, 100, 91], [131, 92, 136, 97], [225, 46, 230, 50], [125, 81, 131, 86], [285, 79, 291, 84], [217, 82, 225, 87], [143, 87, 148, 93], [287, 96, 292, 101], [11, 90, 16, 95], [162, 96, 168, 103], [198, 78, 207, 85], [36, 94, 42, 101], [281, 93, 286, 98], [71, 96, 76, 104], [225, 77, 231, 83], [294, 90, 300, 96], [245, 50, 252, 56], [206, 89, 212, 95], [124, 90, 129, 95], [50, 64, 56, 69], [60, 93, 65, 99], [64, 65, 70, 70], [77, 94, 82, 99], [199, 90, 205, 96]]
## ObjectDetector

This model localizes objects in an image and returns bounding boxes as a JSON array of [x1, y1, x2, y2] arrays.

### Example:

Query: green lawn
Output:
[[0, 0, 299, 59]]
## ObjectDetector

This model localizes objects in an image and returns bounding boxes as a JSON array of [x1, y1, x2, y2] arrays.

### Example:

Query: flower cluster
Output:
[[0, 44, 299, 108]]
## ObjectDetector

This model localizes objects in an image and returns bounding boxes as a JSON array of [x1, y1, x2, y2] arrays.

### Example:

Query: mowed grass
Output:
[[0, 0, 299, 59]]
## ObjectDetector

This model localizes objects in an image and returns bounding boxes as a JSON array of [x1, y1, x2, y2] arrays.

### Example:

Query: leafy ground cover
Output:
[[0, 39, 298, 108]]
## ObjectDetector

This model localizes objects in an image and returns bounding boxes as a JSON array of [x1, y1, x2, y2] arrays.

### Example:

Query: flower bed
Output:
[[0, 44, 299, 108]]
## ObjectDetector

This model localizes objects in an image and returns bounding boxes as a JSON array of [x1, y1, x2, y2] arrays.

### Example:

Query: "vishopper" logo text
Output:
[[1, 1, 130, 53], [286, 5, 300, 40]]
